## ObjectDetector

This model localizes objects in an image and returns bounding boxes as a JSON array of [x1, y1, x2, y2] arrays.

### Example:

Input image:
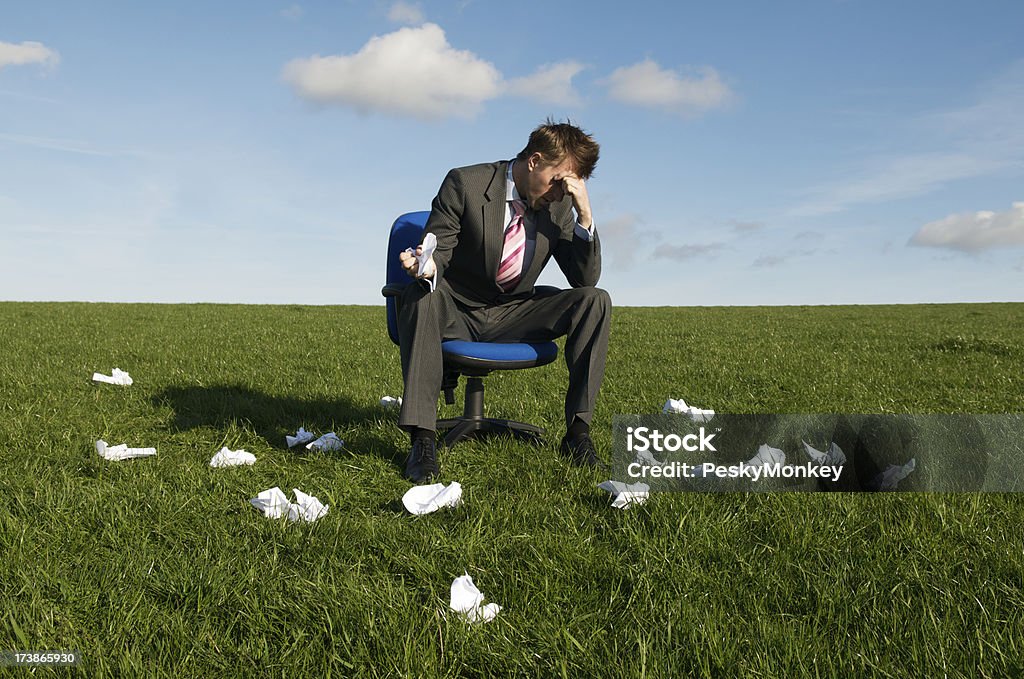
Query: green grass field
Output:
[[1, 302, 1022, 677]]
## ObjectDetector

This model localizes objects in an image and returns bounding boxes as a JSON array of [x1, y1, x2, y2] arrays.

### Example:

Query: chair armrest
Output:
[[382, 283, 405, 298]]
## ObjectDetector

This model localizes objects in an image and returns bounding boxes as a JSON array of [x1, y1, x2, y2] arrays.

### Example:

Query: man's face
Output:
[[523, 153, 577, 210]]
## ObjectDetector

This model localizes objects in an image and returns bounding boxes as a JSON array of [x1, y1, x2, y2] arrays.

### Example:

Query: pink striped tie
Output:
[[496, 199, 526, 292]]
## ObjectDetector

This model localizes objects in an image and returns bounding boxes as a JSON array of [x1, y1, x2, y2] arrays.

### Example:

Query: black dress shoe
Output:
[[404, 436, 439, 482], [560, 433, 607, 469]]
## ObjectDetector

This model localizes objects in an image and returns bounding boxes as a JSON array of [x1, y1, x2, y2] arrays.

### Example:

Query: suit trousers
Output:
[[397, 280, 611, 432]]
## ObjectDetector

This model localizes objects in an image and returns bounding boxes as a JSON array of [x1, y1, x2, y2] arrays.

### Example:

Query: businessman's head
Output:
[[516, 119, 599, 180], [514, 119, 599, 210]]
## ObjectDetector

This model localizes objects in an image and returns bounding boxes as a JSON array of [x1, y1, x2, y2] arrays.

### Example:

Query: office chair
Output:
[[382, 211, 558, 447]]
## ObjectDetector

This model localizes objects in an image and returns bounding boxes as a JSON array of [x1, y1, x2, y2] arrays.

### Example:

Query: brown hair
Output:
[[516, 118, 600, 180]]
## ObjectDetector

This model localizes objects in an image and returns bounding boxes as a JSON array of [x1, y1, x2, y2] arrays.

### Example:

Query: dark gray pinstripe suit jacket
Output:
[[422, 160, 602, 308]]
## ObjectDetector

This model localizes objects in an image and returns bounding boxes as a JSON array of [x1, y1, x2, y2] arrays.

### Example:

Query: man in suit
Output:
[[396, 120, 611, 482]]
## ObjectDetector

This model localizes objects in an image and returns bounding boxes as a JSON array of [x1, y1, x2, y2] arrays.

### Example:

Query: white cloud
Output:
[[652, 242, 724, 260], [0, 132, 117, 156], [0, 40, 60, 71], [0, 133, 150, 159], [0, 88, 60, 104], [927, 60, 1024, 151], [790, 60, 1024, 217], [790, 152, 1005, 217], [507, 61, 585, 107], [729, 220, 764, 233], [281, 4, 304, 20], [596, 213, 662, 269], [910, 202, 1024, 252], [752, 254, 788, 268], [604, 59, 733, 114], [388, 1, 425, 25], [282, 23, 500, 120]]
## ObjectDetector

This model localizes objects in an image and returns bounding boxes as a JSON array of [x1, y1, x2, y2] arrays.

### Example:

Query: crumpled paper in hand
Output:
[[306, 432, 343, 452], [662, 398, 715, 423], [250, 487, 329, 522], [92, 368, 133, 386], [409, 232, 437, 276], [450, 573, 501, 624], [597, 480, 650, 508], [210, 447, 256, 467], [286, 427, 316, 448], [871, 458, 917, 491], [380, 396, 402, 409], [96, 439, 156, 461], [405, 232, 437, 291], [402, 482, 462, 515]]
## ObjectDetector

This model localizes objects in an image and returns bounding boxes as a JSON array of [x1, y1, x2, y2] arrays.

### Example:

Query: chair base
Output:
[[437, 416, 545, 448], [437, 374, 546, 447]]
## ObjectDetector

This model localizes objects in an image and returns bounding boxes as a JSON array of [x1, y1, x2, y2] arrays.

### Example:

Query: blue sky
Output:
[[2, 1, 1022, 305]]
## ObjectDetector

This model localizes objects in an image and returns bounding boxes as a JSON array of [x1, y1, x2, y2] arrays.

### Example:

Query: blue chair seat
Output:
[[442, 340, 559, 372]]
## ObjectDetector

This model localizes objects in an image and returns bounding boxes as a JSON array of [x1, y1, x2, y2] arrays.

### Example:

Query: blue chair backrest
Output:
[[385, 211, 431, 345]]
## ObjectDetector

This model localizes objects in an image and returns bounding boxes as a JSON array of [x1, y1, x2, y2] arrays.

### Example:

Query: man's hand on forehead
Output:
[[561, 174, 592, 228]]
